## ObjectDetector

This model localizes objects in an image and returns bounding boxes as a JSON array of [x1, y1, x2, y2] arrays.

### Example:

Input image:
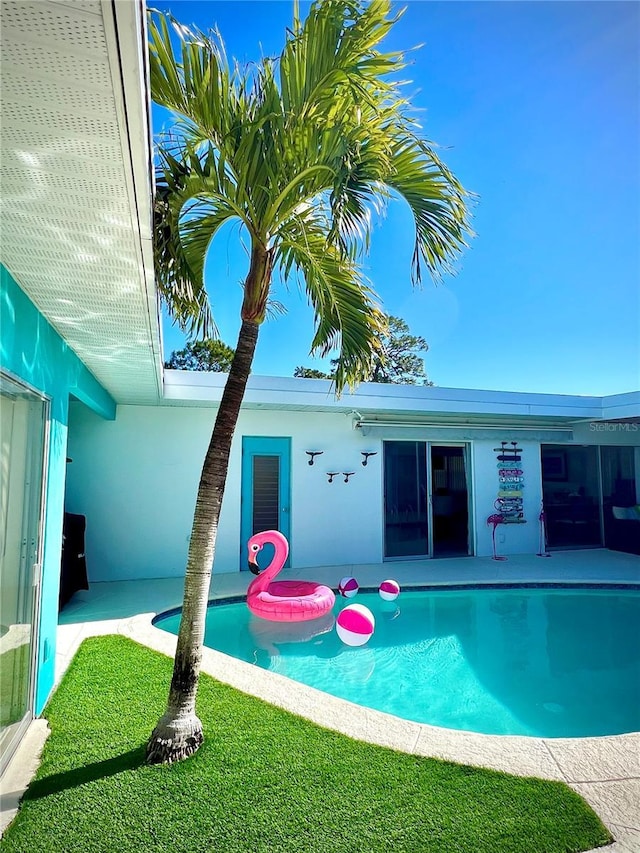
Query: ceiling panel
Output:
[[0, 0, 161, 404]]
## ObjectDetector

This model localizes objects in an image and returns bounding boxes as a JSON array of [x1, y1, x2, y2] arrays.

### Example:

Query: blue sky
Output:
[[154, 1, 639, 395]]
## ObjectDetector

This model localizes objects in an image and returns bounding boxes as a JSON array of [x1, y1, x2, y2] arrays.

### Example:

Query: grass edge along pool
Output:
[[154, 584, 640, 739]]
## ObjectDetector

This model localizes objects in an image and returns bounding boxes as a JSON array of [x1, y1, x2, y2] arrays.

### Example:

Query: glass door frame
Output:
[[0, 369, 50, 776], [383, 440, 429, 560], [599, 444, 640, 552], [383, 439, 473, 560], [428, 442, 473, 559], [540, 443, 607, 550]]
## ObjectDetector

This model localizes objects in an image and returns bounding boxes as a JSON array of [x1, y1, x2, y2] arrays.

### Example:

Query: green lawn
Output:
[[1, 636, 611, 853]]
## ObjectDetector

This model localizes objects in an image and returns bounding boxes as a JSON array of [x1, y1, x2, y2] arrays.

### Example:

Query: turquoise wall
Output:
[[1, 265, 116, 714]]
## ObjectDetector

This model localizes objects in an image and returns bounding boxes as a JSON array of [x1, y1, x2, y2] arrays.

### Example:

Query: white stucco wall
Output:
[[66, 405, 205, 581], [66, 403, 384, 581], [66, 399, 639, 582], [472, 440, 543, 556]]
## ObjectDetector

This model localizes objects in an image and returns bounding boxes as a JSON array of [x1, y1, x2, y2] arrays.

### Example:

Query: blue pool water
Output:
[[154, 586, 640, 738]]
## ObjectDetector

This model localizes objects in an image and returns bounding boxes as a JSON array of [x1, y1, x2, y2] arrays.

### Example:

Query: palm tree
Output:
[[146, 0, 472, 764]]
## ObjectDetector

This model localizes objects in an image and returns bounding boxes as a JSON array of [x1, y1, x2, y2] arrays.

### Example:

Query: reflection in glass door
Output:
[[541, 445, 602, 548], [0, 374, 47, 774], [384, 441, 471, 559], [384, 442, 428, 557], [601, 446, 640, 554], [430, 446, 470, 557]]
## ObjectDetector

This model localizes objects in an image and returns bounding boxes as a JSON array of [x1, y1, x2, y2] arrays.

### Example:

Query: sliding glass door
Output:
[[0, 373, 47, 774], [542, 443, 640, 552], [601, 446, 640, 554], [541, 445, 602, 548], [384, 442, 428, 558], [383, 441, 470, 559], [430, 446, 470, 557]]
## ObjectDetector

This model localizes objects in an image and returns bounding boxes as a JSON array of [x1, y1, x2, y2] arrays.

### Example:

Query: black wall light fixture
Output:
[[343, 472, 355, 483], [306, 451, 324, 466], [326, 472, 339, 483], [361, 452, 377, 466]]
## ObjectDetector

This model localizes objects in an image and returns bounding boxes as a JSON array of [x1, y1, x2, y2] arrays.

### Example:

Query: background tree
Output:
[[165, 339, 235, 371], [295, 315, 434, 385], [293, 366, 331, 379], [146, 0, 471, 764], [369, 315, 433, 384]]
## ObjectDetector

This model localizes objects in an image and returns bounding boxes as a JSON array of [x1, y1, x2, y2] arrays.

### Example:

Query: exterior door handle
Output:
[[282, 507, 289, 513]]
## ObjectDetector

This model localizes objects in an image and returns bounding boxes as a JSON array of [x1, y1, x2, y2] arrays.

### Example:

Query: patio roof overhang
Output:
[[0, 0, 162, 404]]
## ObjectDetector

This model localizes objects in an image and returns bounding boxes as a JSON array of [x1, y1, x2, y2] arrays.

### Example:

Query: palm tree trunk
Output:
[[146, 317, 260, 764]]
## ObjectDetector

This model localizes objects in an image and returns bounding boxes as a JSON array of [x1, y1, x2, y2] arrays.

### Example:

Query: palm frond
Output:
[[153, 166, 215, 339], [280, 0, 404, 119], [386, 137, 474, 283], [276, 212, 384, 392], [148, 11, 238, 149], [149, 0, 473, 367], [154, 143, 243, 338]]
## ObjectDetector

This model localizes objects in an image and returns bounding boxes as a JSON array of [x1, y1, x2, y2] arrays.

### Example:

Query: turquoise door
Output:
[[240, 437, 291, 570]]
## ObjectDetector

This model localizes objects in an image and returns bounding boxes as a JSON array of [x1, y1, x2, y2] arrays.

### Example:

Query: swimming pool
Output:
[[154, 585, 640, 738]]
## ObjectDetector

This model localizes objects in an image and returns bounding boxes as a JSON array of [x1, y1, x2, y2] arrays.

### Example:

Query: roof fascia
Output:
[[599, 391, 640, 422], [101, 0, 163, 395], [162, 370, 613, 422]]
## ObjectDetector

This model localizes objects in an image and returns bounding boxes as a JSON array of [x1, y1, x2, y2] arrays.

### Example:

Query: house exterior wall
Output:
[[472, 440, 543, 556], [68, 391, 640, 585], [0, 266, 115, 714], [66, 404, 385, 580], [66, 399, 640, 584]]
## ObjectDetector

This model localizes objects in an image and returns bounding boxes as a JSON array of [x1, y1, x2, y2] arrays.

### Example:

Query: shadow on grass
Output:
[[24, 746, 146, 801]]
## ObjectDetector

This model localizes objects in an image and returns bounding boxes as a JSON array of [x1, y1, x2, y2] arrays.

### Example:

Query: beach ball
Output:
[[338, 576, 359, 598], [379, 579, 400, 601], [336, 603, 375, 646]]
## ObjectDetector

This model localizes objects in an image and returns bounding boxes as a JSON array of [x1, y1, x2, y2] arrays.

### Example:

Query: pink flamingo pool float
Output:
[[247, 530, 335, 622]]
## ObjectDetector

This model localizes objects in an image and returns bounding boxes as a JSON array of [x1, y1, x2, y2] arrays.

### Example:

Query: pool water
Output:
[[154, 586, 640, 738]]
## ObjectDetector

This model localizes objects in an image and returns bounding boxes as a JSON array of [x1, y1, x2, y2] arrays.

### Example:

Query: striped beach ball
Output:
[[336, 603, 375, 646], [338, 576, 359, 598], [379, 579, 400, 601]]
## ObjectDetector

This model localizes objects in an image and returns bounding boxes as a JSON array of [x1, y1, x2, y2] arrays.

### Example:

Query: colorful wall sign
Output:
[[494, 441, 525, 523]]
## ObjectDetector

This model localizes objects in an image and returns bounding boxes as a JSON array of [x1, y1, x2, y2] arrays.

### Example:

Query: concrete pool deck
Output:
[[3, 549, 640, 849]]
